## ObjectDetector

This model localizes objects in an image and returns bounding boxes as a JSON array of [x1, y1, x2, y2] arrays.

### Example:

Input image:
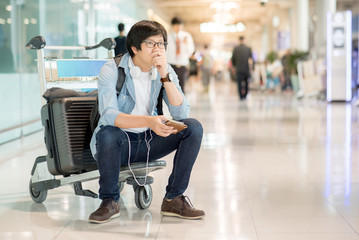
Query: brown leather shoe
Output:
[[89, 198, 120, 223], [161, 195, 205, 220]]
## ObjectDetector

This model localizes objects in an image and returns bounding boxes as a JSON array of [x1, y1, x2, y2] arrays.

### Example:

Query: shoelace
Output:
[[179, 195, 194, 213]]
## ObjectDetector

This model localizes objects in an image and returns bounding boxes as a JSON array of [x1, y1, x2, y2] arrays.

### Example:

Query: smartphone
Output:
[[165, 120, 187, 134]]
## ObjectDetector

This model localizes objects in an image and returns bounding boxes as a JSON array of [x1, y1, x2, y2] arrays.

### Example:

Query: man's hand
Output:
[[151, 47, 184, 107], [149, 115, 177, 137], [151, 48, 168, 78]]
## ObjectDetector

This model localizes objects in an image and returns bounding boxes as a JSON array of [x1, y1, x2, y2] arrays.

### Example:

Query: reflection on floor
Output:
[[1, 79, 359, 240]]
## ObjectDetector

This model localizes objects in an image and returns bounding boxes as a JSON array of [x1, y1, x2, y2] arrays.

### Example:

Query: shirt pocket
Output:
[[117, 92, 128, 108], [117, 92, 134, 114]]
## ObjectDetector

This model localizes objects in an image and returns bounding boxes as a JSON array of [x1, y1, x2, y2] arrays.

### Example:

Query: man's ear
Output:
[[131, 46, 138, 55]]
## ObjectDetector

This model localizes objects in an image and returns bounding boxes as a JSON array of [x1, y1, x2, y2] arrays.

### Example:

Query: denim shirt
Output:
[[90, 53, 190, 159]]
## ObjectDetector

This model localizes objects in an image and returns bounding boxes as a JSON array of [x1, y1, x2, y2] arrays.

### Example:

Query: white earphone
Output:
[[128, 58, 157, 80]]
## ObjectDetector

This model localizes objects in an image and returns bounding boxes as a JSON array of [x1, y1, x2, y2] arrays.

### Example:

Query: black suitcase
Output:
[[41, 97, 98, 175]]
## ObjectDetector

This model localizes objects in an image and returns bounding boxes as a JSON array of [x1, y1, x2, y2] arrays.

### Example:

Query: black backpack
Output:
[[89, 54, 164, 132]]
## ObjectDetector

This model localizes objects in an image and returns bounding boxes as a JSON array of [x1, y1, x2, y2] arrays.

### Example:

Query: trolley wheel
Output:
[[134, 185, 152, 210], [119, 181, 125, 193], [29, 180, 47, 203]]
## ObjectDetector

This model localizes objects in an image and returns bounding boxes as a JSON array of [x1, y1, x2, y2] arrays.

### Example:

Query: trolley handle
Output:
[[25, 36, 116, 51], [84, 38, 116, 50]]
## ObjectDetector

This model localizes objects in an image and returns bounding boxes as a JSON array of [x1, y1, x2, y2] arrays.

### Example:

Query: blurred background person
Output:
[[167, 17, 195, 94], [200, 45, 213, 93], [263, 51, 282, 92], [188, 51, 200, 91], [264, 59, 282, 92], [352, 47, 358, 96], [353, 48, 359, 106], [281, 49, 292, 91], [114, 23, 127, 55], [231, 36, 254, 100]]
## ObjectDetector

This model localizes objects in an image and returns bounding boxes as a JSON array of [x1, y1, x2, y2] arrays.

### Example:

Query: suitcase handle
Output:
[[44, 119, 54, 158]]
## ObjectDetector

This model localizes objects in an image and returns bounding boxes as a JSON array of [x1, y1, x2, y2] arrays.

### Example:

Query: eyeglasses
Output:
[[142, 40, 168, 49]]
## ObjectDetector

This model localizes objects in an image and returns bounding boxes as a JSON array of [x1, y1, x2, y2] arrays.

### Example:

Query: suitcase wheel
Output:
[[29, 180, 48, 203]]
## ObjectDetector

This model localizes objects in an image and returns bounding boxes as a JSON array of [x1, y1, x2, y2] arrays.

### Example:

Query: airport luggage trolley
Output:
[[26, 36, 166, 209]]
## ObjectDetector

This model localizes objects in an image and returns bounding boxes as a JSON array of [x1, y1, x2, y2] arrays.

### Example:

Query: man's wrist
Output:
[[144, 115, 152, 127], [160, 72, 173, 84]]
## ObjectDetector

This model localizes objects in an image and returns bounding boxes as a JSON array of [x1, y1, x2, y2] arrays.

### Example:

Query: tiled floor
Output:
[[1, 79, 359, 239]]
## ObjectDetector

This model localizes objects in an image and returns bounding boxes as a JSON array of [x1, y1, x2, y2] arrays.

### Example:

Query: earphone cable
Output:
[[124, 130, 151, 187]]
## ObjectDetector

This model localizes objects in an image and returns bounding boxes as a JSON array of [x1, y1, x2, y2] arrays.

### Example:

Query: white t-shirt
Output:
[[122, 59, 153, 133]]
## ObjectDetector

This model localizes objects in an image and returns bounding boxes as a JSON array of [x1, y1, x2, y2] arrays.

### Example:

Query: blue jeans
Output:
[[95, 118, 203, 201]]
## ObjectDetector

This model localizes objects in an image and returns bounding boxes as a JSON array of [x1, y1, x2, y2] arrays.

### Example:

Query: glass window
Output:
[[0, 0, 150, 144], [0, 1, 15, 73]]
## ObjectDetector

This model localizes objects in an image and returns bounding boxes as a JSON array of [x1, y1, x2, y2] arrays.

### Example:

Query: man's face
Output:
[[172, 24, 182, 33], [132, 34, 165, 70]]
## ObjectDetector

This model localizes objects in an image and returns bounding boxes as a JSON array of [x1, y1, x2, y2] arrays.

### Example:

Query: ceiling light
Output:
[[272, 15, 280, 27], [147, 9, 154, 18], [200, 22, 246, 33], [236, 22, 246, 31]]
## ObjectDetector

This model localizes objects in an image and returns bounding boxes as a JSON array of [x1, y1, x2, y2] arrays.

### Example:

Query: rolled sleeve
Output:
[[167, 100, 190, 120], [164, 66, 191, 120]]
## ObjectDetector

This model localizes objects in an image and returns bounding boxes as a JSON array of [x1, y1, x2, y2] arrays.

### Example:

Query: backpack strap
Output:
[[114, 54, 125, 96], [156, 86, 164, 115]]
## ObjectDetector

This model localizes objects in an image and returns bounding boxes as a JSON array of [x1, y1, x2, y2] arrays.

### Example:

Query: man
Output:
[[166, 17, 195, 93], [89, 20, 205, 224], [231, 36, 254, 100], [114, 23, 127, 55], [201, 44, 213, 93], [281, 49, 292, 91]]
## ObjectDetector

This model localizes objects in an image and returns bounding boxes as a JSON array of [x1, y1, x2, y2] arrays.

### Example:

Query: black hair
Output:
[[126, 20, 167, 57], [118, 23, 125, 32], [239, 36, 245, 41], [171, 17, 183, 25]]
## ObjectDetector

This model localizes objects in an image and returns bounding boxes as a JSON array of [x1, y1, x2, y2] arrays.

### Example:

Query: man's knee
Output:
[[97, 126, 125, 147], [183, 118, 203, 138]]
